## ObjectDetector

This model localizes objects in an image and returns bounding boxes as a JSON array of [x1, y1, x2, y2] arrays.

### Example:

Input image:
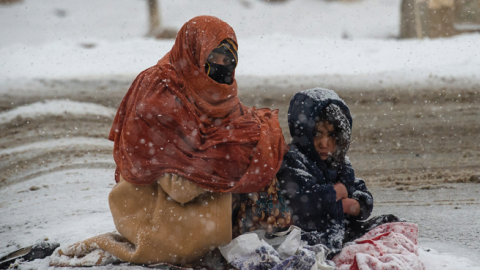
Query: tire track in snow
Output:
[[0, 100, 116, 187], [0, 100, 116, 125], [0, 137, 113, 156]]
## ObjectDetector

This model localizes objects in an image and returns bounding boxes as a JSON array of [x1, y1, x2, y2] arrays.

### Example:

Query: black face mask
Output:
[[205, 62, 236, 85]]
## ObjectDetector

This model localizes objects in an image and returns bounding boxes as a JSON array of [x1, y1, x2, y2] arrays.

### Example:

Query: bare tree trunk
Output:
[[147, 0, 161, 36], [400, 0, 417, 38], [413, 0, 423, 38]]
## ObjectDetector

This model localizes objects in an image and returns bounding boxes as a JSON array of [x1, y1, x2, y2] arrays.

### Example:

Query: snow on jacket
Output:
[[276, 88, 373, 253]]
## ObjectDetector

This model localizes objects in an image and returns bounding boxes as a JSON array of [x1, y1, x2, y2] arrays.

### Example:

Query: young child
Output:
[[276, 88, 399, 254]]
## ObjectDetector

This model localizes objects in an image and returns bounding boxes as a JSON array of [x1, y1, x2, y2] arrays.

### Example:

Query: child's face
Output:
[[313, 121, 337, 161]]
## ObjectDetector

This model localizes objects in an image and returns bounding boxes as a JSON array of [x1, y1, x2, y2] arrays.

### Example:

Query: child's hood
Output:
[[287, 87, 353, 168]]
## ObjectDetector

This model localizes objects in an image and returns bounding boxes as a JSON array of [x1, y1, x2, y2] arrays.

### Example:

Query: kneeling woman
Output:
[[52, 16, 286, 267]]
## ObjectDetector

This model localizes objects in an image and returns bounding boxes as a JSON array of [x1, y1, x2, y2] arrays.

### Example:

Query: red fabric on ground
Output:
[[108, 16, 287, 193], [334, 222, 425, 270]]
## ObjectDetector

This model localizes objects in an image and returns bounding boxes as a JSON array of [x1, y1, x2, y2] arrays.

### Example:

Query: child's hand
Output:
[[333, 183, 348, 201], [342, 198, 361, 216]]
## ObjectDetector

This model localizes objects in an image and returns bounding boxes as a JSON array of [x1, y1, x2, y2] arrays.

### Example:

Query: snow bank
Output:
[[1, 34, 479, 93], [0, 100, 116, 124]]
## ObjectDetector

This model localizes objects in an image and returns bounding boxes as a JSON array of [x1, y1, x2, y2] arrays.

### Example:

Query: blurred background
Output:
[[0, 0, 479, 269]]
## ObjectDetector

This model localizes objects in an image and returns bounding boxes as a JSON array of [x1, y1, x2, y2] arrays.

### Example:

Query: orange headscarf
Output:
[[108, 16, 287, 193]]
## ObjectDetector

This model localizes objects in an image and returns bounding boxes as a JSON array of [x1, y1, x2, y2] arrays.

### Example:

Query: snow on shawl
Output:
[[108, 16, 287, 193]]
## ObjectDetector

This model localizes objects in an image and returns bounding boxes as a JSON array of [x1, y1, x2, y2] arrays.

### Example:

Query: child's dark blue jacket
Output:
[[276, 88, 373, 252]]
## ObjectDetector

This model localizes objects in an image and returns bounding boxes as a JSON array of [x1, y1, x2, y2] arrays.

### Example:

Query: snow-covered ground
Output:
[[1, 165, 479, 269], [1, 0, 480, 269], [1, 0, 480, 93], [2, 34, 480, 94], [0, 0, 400, 47]]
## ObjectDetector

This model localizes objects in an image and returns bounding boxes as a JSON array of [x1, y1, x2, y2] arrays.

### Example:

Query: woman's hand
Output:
[[342, 198, 361, 216], [333, 183, 348, 201]]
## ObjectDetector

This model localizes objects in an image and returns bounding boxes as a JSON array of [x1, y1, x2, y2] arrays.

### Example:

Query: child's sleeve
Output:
[[350, 177, 374, 220], [342, 162, 374, 221]]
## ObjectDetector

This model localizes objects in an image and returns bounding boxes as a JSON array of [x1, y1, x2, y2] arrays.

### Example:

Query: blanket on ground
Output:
[[219, 226, 335, 270], [333, 222, 425, 270]]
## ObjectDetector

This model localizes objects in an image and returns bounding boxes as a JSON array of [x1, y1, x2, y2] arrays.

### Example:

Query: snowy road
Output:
[[1, 169, 479, 269], [371, 184, 480, 266], [1, 80, 479, 269]]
